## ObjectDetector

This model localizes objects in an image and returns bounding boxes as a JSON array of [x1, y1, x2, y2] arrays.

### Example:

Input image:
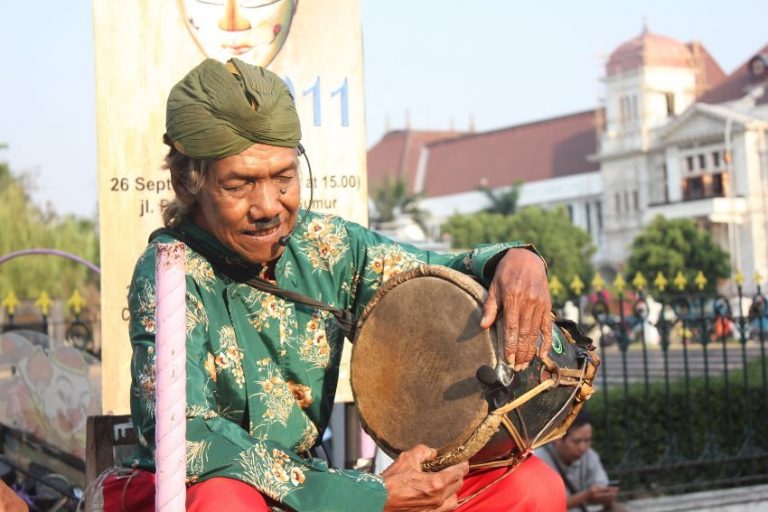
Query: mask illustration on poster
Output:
[[180, 0, 299, 66]]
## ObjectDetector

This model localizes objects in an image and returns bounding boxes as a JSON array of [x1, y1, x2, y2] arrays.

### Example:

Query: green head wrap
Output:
[[165, 58, 301, 159]]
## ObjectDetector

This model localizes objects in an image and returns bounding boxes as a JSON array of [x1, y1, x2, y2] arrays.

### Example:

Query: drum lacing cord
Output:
[[471, 362, 591, 471], [529, 368, 587, 449]]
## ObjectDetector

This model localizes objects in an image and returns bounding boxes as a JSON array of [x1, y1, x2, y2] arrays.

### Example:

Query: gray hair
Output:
[[162, 147, 210, 227]]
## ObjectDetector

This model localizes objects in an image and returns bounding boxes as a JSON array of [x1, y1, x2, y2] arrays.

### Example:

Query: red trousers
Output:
[[101, 455, 564, 511]]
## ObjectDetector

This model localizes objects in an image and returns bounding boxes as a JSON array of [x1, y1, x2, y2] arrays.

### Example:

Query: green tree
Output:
[[442, 206, 595, 286], [478, 182, 522, 216], [0, 159, 99, 299], [626, 215, 730, 293], [369, 174, 429, 232]]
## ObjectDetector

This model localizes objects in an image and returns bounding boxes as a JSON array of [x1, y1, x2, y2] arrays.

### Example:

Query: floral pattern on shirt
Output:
[[133, 347, 156, 419], [131, 278, 157, 334], [186, 292, 208, 334], [186, 252, 216, 292], [237, 445, 307, 501], [214, 325, 245, 388], [301, 216, 349, 271], [254, 359, 295, 427], [186, 439, 209, 479], [365, 243, 423, 283], [295, 421, 318, 454], [297, 313, 332, 369], [245, 290, 296, 345]]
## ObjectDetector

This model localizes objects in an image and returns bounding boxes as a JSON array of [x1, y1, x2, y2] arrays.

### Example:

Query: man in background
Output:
[[535, 409, 625, 512]]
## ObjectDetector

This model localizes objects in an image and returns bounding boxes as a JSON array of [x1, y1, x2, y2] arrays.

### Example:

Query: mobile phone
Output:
[[608, 479, 620, 486]]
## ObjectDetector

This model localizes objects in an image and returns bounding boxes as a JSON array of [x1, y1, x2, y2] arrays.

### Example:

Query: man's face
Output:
[[555, 423, 593, 465], [192, 142, 300, 264]]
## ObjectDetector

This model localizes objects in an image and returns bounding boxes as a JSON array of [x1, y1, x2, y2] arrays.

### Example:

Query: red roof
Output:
[[700, 43, 768, 105], [419, 110, 599, 198], [607, 30, 694, 76], [687, 41, 728, 97], [367, 130, 462, 194]]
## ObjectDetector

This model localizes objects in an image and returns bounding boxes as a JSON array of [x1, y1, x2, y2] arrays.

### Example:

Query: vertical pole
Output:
[[344, 403, 361, 469], [155, 242, 187, 512], [679, 301, 693, 456], [715, 297, 732, 451]]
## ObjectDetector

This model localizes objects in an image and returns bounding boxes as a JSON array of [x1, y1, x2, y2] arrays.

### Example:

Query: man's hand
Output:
[[0, 481, 28, 512], [480, 249, 551, 370], [586, 484, 619, 505], [381, 445, 468, 511]]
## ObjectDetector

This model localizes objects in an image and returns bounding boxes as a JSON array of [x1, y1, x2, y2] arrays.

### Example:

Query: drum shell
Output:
[[351, 265, 595, 470]]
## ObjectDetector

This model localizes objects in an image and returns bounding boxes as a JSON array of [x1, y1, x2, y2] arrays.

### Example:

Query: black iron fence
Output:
[[0, 290, 100, 359], [551, 271, 768, 498]]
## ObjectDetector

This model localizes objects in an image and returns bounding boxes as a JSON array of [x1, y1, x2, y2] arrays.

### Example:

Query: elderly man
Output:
[[98, 58, 564, 511]]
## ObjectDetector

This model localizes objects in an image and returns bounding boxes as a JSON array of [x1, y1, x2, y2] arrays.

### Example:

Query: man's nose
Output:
[[248, 182, 283, 219]]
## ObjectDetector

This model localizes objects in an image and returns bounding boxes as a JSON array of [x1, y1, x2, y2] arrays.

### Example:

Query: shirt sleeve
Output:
[[128, 242, 387, 512], [584, 448, 609, 486], [341, 217, 542, 316]]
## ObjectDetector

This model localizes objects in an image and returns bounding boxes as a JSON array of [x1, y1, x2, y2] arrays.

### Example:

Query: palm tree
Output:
[[477, 181, 522, 216], [369, 175, 429, 233]]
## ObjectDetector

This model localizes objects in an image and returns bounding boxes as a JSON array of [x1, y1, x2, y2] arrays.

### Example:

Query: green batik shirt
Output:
[[127, 212, 536, 511]]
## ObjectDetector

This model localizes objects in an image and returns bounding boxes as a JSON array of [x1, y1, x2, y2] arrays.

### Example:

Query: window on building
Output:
[[596, 201, 603, 230], [698, 154, 707, 170], [631, 95, 639, 120], [712, 151, 721, 168], [662, 163, 669, 202], [624, 191, 630, 213], [686, 156, 694, 172], [712, 173, 725, 196], [633, 190, 639, 211], [682, 172, 728, 201], [586, 202, 592, 235], [619, 97, 627, 123], [683, 177, 704, 200], [567, 204, 574, 222], [665, 92, 675, 116], [615, 193, 621, 215]]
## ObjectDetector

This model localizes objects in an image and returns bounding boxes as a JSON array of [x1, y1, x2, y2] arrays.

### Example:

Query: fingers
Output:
[[503, 299, 520, 368], [480, 286, 500, 330], [409, 444, 438, 463], [381, 445, 435, 480], [381, 455, 466, 512], [514, 298, 539, 371], [434, 495, 459, 512], [537, 312, 553, 362], [433, 463, 468, 507]]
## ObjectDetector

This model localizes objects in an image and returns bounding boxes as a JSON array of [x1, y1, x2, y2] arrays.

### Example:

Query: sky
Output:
[[0, 1, 766, 219]]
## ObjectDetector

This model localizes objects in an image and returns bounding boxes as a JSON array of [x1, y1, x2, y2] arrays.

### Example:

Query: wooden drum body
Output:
[[351, 265, 598, 471]]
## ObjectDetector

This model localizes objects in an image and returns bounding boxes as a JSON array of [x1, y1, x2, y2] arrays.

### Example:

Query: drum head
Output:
[[351, 266, 497, 458]]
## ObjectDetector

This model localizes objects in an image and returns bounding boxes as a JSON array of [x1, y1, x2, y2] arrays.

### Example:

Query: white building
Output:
[[366, 29, 768, 291], [596, 29, 768, 288]]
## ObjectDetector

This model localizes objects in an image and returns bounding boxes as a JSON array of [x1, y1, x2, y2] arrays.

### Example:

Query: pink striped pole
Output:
[[155, 242, 187, 512]]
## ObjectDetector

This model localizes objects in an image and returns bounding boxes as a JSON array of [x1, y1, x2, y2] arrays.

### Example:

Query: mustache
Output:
[[249, 216, 282, 230]]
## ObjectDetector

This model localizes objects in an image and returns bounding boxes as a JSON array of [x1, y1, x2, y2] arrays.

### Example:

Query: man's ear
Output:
[[171, 176, 196, 207]]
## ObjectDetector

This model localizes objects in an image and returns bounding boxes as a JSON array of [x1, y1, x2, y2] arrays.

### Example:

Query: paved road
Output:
[[592, 342, 767, 385]]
